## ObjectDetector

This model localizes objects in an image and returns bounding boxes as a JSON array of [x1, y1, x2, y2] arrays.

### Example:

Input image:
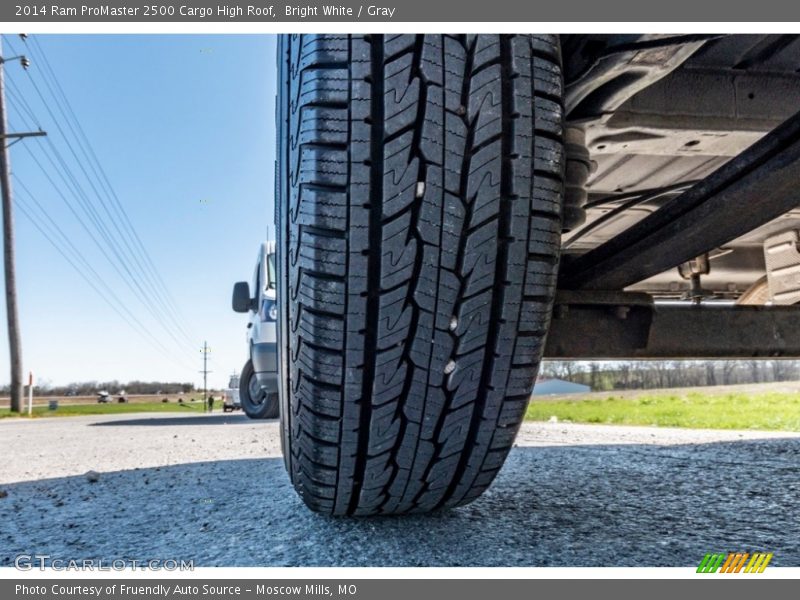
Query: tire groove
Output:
[[348, 34, 385, 516]]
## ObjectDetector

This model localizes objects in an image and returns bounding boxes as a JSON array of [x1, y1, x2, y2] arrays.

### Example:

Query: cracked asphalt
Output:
[[1, 412, 798, 567]]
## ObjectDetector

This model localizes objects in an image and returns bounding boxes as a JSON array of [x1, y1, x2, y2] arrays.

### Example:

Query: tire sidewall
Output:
[[239, 358, 279, 419]]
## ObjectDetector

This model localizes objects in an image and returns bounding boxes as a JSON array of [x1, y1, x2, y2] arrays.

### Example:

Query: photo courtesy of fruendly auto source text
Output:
[[1, 0, 799, 597]]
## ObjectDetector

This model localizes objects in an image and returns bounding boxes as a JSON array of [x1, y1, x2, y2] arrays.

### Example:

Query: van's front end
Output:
[[250, 242, 278, 399], [231, 241, 279, 419]]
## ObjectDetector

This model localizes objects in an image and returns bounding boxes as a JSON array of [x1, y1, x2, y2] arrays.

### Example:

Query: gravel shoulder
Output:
[[1, 412, 798, 567]]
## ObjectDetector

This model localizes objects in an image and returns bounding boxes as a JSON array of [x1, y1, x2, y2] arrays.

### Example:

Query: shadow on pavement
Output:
[[89, 414, 277, 427], [1, 436, 798, 567]]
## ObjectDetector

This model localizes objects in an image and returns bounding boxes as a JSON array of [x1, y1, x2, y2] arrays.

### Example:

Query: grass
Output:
[[0, 401, 207, 419], [525, 391, 800, 431], [6, 389, 799, 430]]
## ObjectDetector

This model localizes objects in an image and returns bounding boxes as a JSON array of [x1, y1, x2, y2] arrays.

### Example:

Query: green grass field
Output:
[[526, 391, 800, 431], [6, 389, 800, 430], [0, 401, 207, 419]]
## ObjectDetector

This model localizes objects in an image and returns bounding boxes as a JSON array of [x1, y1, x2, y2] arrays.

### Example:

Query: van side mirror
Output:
[[232, 281, 254, 313]]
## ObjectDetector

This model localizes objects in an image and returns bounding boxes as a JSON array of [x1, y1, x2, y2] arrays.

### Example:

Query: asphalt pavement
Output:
[[1, 412, 798, 567]]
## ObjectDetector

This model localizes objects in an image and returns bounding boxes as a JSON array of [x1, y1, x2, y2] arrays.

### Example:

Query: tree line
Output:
[[0, 380, 196, 396], [5, 361, 797, 396], [539, 360, 800, 391]]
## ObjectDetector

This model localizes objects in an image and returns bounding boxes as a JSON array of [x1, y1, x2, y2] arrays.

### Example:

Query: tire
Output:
[[275, 34, 564, 515], [239, 358, 279, 419]]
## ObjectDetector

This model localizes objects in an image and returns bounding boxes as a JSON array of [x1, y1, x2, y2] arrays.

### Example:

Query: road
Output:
[[1, 412, 799, 567]]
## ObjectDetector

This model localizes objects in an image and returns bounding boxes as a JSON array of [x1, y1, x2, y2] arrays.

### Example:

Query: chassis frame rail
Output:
[[544, 292, 800, 359]]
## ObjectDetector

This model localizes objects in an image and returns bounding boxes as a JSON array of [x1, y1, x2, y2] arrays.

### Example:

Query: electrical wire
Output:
[[4, 53, 200, 358], [2, 35, 213, 380], [7, 99, 198, 362], [3, 71, 42, 129], [25, 35, 200, 349], [12, 181, 197, 372], [582, 180, 699, 211], [563, 182, 697, 250], [4, 34, 200, 355], [26, 75, 193, 348]]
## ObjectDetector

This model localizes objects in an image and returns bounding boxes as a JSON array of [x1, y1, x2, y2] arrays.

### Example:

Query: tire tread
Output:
[[277, 34, 564, 515]]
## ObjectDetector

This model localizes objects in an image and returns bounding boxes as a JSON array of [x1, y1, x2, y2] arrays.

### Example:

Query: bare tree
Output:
[[589, 362, 600, 390], [748, 360, 762, 384], [771, 360, 787, 382], [705, 361, 717, 386]]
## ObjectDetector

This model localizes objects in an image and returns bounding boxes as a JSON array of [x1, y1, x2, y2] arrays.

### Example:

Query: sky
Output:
[[0, 34, 277, 389]]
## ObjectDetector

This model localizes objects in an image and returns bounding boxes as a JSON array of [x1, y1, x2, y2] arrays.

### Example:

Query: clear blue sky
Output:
[[0, 34, 277, 389]]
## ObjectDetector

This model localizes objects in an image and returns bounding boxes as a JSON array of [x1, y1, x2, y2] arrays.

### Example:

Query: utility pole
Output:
[[200, 341, 211, 412], [0, 37, 45, 412]]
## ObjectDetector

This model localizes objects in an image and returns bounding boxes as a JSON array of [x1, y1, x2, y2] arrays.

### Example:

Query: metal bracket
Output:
[[763, 229, 800, 304], [545, 291, 800, 359]]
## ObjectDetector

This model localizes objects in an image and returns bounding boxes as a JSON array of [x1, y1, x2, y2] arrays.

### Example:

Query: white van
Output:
[[231, 241, 279, 419], [222, 373, 241, 412]]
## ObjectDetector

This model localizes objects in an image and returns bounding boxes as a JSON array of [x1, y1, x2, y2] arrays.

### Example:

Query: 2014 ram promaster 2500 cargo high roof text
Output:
[[270, 34, 800, 518]]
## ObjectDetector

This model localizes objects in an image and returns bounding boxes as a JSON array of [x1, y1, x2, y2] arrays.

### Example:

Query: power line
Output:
[[8, 122, 198, 368], [3, 72, 41, 128], [21, 75, 195, 350], [12, 183, 197, 372], [30, 53, 196, 345], [14, 116, 191, 355], [21, 34, 200, 349], [2, 35, 215, 381], [11, 176, 197, 370], [13, 187, 188, 368], [6, 83, 198, 358], [3, 34, 199, 355]]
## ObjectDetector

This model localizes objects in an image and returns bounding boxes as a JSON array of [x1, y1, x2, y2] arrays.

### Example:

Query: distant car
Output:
[[232, 242, 279, 419], [223, 373, 242, 413], [97, 391, 110, 403]]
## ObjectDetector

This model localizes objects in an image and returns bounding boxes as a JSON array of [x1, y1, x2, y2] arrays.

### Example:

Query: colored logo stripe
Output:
[[733, 553, 750, 573], [744, 553, 773, 573], [697, 553, 726, 573], [720, 553, 753, 573], [698, 552, 773, 573]]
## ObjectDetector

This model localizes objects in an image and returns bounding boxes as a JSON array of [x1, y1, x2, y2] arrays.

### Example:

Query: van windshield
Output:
[[267, 253, 276, 289]]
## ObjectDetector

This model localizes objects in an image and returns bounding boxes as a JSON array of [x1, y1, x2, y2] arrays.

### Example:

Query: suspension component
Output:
[[563, 126, 593, 232], [678, 254, 711, 303]]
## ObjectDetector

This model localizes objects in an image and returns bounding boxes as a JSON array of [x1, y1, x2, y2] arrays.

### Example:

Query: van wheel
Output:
[[239, 359, 279, 419], [275, 34, 564, 515]]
